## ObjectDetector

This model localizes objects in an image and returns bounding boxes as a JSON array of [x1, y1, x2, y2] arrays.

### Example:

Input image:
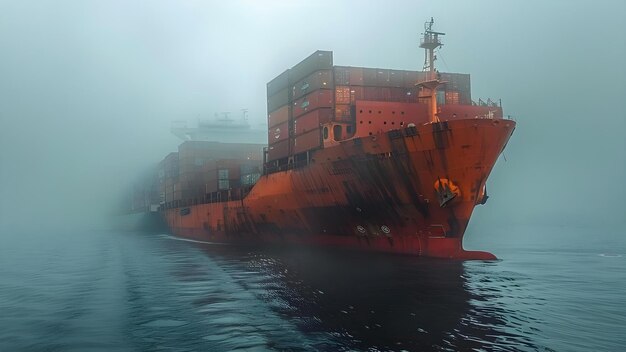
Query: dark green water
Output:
[[1, 227, 624, 351]]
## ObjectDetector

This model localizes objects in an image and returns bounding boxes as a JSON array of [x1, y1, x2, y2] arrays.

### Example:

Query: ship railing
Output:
[[159, 185, 255, 210], [472, 98, 501, 108], [263, 153, 310, 175], [420, 35, 442, 46]]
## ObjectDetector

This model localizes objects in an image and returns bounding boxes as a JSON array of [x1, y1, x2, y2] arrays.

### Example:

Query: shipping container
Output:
[[334, 66, 365, 86], [218, 169, 229, 179], [349, 86, 415, 103], [445, 91, 460, 105], [349, 67, 364, 85], [267, 138, 290, 162], [349, 86, 363, 104], [403, 71, 420, 88], [217, 160, 244, 179], [376, 69, 391, 86], [268, 121, 289, 144], [362, 68, 378, 86], [440, 73, 470, 91], [333, 66, 442, 89], [388, 70, 405, 87], [241, 173, 260, 186], [334, 104, 351, 121], [293, 128, 322, 154], [291, 89, 333, 118], [289, 50, 333, 84], [268, 105, 289, 128], [218, 179, 230, 191], [179, 141, 264, 161], [294, 108, 332, 136], [334, 66, 350, 85], [440, 73, 471, 104], [240, 163, 261, 175], [171, 182, 181, 201], [267, 69, 290, 96], [335, 86, 351, 104], [291, 69, 333, 100], [267, 87, 290, 113]]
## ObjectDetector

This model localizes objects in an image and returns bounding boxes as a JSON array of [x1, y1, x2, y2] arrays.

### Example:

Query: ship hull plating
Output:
[[164, 118, 515, 259]]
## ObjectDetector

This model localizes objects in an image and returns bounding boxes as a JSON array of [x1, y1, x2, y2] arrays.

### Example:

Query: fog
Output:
[[0, 0, 624, 234]]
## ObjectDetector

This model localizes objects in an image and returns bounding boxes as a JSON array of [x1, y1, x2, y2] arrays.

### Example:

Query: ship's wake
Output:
[[158, 234, 230, 245]]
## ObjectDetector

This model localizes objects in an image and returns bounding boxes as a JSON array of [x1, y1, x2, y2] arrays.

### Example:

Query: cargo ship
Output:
[[156, 20, 515, 259]]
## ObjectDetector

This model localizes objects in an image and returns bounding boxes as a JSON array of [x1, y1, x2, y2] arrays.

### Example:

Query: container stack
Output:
[[266, 51, 334, 163], [157, 141, 264, 205], [266, 51, 472, 166], [158, 152, 180, 204]]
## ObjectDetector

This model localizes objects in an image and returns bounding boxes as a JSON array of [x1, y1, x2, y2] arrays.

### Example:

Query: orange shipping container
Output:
[[445, 91, 460, 105], [294, 128, 321, 154], [292, 89, 333, 118], [334, 66, 350, 85], [267, 139, 290, 161], [334, 104, 352, 122], [267, 88, 290, 113], [335, 86, 350, 104], [268, 105, 289, 128], [349, 67, 364, 85], [294, 108, 332, 136], [289, 50, 332, 85], [268, 121, 289, 144], [291, 70, 333, 100], [267, 69, 290, 96]]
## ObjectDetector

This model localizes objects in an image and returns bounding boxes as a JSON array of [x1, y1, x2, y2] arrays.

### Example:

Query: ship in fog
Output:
[[132, 19, 515, 259]]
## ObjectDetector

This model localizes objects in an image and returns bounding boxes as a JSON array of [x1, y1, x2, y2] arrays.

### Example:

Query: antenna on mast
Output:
[[416, 18, 447, 123], [419, 17, 445, 72]]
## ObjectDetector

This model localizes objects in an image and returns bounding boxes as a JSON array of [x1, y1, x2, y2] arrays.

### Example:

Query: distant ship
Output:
[[152, 19, 515, 259], [170, 110, 267, 145]]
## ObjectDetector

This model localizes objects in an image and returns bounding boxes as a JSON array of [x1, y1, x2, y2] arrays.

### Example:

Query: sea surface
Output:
[[1, 226, 624, 351]]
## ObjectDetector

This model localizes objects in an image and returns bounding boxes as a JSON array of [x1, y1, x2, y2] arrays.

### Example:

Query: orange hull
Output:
[[164, 118, 515, 259]]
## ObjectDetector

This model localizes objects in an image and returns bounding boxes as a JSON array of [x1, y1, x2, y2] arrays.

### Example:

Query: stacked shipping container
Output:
[[159, 141, 264, 206], [266, 51, 333, 163], [158, 152, 180, 203], [266, 51, 472, 165]]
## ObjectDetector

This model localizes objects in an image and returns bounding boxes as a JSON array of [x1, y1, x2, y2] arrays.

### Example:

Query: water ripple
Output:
[[1, 229, 625, 351]]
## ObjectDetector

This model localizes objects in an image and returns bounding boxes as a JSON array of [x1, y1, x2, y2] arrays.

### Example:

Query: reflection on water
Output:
[[1, 230, 624, 351], [197, 243, 542, 351]]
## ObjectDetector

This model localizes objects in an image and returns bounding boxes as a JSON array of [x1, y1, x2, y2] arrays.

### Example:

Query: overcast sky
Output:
[[0, 0, 624, 232]]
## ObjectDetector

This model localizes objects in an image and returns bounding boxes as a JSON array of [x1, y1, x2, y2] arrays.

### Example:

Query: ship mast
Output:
[[417, 18, 446, 122], [420, 18, 445, 72]]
